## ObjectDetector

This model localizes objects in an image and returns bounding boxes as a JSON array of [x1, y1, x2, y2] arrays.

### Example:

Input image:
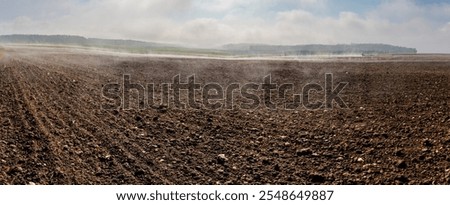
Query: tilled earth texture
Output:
[[0, 46, 449, 185]]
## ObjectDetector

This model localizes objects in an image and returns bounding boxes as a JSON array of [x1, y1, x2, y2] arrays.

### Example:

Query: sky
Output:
[[0, 0, 449, 53]]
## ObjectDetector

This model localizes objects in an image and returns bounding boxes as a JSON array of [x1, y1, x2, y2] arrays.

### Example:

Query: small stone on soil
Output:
[[296, 148, 313, 156], [217, 154, 228, 164]]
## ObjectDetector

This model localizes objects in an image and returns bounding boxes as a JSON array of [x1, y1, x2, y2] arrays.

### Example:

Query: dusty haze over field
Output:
[[0, 0, 449, 53]]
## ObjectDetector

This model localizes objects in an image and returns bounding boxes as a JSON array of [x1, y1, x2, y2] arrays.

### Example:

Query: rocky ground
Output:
[[0, 46, 449, 184]]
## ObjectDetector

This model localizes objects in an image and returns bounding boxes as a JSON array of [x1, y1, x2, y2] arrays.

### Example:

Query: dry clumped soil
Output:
[[0, 47, 449, 185]]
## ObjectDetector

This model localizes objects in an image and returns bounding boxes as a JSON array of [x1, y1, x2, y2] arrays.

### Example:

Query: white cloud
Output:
[[369, 0, 423, 22], [277, 9, 315, 23], [0, 0, 449, 52], [441, 22, 450, 32]]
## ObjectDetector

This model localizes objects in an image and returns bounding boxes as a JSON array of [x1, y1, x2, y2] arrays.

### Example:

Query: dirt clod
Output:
[[396, 160, 407, 169]]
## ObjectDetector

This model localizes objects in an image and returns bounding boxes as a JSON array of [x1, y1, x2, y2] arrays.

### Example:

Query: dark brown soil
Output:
[[0, 46, 449, 184]]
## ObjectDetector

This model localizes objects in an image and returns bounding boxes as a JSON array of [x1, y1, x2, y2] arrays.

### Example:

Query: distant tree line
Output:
[[0, 34, 167, 50], [223, 43, 417, 55], [0, 34, 417, 56]]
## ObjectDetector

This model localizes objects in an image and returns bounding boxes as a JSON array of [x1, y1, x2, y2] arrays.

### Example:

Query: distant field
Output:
[[0, 45, 449, 185], [0, 47, 4, 60], [1, 44, 448, 62]]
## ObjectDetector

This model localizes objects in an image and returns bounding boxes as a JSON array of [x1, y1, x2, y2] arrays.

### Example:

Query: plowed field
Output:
[[0, 46, 449, 184]]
